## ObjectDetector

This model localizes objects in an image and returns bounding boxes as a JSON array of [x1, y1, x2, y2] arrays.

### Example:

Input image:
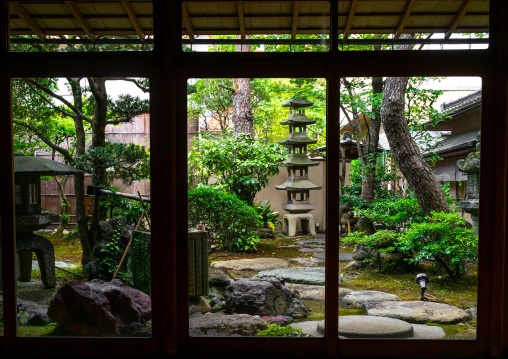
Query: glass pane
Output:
[[338, 76, 480, 340], [9, 1, 154, 52], [187, 78, 327, 337], [182, 1, 330, 52], [337, 0, 489, 51], [12, 77, 152, 337]]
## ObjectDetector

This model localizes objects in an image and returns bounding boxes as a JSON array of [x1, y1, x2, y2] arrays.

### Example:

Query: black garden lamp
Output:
[[415, 273, 429, 301]]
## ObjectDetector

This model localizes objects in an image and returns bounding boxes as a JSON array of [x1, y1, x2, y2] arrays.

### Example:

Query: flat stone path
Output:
[[298, 248, 325, 253], [257, 267, 332, 285], [211, 258, 289, 272], [294, 239, 325, 246], [318, 316, 414, 338], [288, 257, 325, 267], [342, 291, 401, 309], [364, 301, 471, 324], [285, 283, 353, 301], [313, 252, 353, 261], [32, 260, 78, 270]]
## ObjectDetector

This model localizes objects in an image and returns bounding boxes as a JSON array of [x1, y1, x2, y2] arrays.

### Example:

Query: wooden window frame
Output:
[[0, 1, 507, 358]]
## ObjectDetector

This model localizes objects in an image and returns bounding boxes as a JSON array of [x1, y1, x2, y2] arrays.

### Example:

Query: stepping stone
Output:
[[211, 258, 289, 272], [342, 291, 401, 309], [290, 320, 322, 337], [317, 316, 414, 338], [288, 257, 325, 267], [294, 239, 326, 246], [364, 301, 471, 324], [285, 284, 353, 301], [299, 248, 325, 253], [411, 324, 446, 339], [189, 313, 268, 337], [258, 267, 336, 285], [312, 252, 353, 261], [32, 260, 78, 270]]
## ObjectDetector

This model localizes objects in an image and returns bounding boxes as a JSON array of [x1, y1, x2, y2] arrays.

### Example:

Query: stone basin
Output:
[[16, 213, 59, 233]]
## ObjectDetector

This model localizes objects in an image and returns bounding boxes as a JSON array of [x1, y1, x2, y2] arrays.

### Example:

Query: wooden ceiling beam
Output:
[[65, 1, 96, 41], [394, 0, 416, 40], [343, 0, 359, 39], [182, 2, 194, 41], [237, 1, 246, 40], [445, 0, 473, 39], [121, 0, 145, 41], [11, 2, 45, 41], [291, 1, 300, 40]]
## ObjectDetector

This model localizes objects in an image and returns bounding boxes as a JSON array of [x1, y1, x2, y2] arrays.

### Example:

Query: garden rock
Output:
[[257, 267, 334, 285], [284, 284, 353, 301], [90, 216, 133, 281], [289, 257, 325, 267], [342, 291, 401, 309], [411, 324, 446, 339], [189, 313, 268, 337], [466, 307, 477, 319], [312, 252, 353, 261], [21, 304, 52, 326], [225, 277, 308, 318], [212, 258, 289, 272], [317, 316, 414, 338], [290, 320, 322, 337], [261, 315, 293, 325], [189, 296, 212, 315], [364, 301, 470, 324], [120, 322, 151, 337], [48, 279, 151, 336], [256, 228, 276, 239]]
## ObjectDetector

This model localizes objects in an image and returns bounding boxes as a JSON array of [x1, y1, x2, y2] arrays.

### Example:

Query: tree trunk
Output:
[[381, 76, 449, 215], [358, 76, 383, 234], [68, 78, 92, 264], [55, 175, 70, 238], [232, 37, 254, 136], [89, 77, 109, 187]]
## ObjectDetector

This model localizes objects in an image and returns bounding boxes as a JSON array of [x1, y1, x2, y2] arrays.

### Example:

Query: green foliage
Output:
[[396, 211, 478, 279], [253, 199, 280, 230], [188, 187, 261, 252], [188, 132, 285, 205], [31, 264, 84, 284], [130, 231, 151, 295], [256, 323, 304, 337], [96, 221, 131, 282], [75, 142, 150, 186], [355, 198, 425, 229], [99, 186, 151, 227]]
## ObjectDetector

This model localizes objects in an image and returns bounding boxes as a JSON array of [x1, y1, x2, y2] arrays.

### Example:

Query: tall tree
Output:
[[232, 37, 254, 136]]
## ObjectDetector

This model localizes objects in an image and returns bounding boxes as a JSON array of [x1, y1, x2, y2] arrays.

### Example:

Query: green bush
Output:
[[253, 199, 280, 230], [130, 231, 151, 295], [188, 187, 261, 252], [256, 323, 304, 337], [396, 211, 478, 279]]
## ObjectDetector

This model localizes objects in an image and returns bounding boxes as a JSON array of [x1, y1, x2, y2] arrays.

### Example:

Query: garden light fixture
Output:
[[415, 273, 429, 301]]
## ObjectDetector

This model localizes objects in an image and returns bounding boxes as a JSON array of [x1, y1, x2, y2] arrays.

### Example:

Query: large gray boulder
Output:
[[342, 290, 401, 309], [364, 301, 470, 324], [189, 313, 268, 337], [225, 277, 308, 318], [48, 279, 151, 336]]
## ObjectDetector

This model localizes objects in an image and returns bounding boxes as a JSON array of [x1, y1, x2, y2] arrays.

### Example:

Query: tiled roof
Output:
[[426, 128, 479, 157]]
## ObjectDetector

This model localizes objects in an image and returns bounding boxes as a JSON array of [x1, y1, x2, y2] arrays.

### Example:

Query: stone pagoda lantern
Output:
[[2, 153, 83, 289], [457, 131, 481, 235], [276, 98, 322, 236]]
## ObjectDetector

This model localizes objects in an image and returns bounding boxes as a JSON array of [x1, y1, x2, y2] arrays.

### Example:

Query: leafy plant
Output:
[[253, 199, 280, 230], [256, 323, 304, 337], [130, 231, 151, 294], [188, 187, 261, 252], [396, 211, 478, 279], [99, 186, 151, 227], [95, 220, 131, 282], [188, 132, 285, 205]]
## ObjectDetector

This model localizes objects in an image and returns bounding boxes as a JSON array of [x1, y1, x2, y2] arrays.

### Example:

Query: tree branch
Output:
[[26, 82, 75, 119], [13, 120, 74, 163], [219, 84, 235, 92], [104, 78, 150, 93], [24, 79, 84, 117]]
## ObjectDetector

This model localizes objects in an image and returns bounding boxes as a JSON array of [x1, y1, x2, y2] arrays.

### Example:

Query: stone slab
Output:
[[364, 301, 471, 324], [294, 239, 326, 246], [411, 324, 446, 339], [288, 257, 325, 267], [298, 248, 325, 253], [189, 313, 268, 337], [290, 320, 322, 337], [317, 316, 414, 338], [312, 252, 353, 261], [32, 260, 78, 270], [211, 258, 289, 272], [342, 291, 401, 309], [257, 267, 331, 285], [284, 284, 353, 301]]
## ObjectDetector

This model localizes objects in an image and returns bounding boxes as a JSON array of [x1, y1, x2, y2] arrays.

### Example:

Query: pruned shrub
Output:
[[188, 187, 261, 252]]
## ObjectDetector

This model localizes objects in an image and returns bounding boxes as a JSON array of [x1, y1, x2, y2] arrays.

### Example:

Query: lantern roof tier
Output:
[[282, 98, 314, 109], [278, 132, 318, 145], [276, 179, 322, 191], [282, 155, 320, 167], [280, 113, 317, 125], [14, 153, 83, 175]]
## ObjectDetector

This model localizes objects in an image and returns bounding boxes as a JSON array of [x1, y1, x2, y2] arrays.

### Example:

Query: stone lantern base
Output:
[[282, 213, 316, 237]]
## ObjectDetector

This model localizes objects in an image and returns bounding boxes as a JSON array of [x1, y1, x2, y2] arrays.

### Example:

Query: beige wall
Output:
[[254, 159, 351, 231]]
